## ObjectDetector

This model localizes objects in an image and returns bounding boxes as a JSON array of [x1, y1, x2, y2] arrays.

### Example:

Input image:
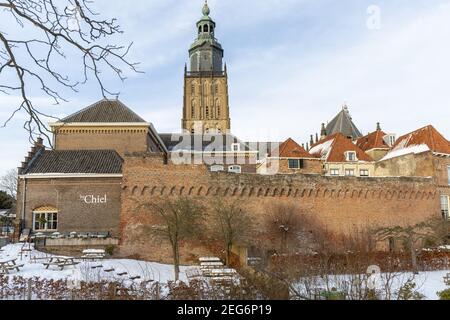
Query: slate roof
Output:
[[387, 125, 450, 156], [325, 106, 363, 140], [356, 129, 391, 152], [273, 138, 313, 158], [310, 133, 373, 162], [159, 134, 257, 153], [24, 150, 123, 174], [61, 99, 146, 123]]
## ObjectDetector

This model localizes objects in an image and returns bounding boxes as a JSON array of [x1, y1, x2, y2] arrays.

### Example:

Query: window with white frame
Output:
[[210, 165, 224, 172], [345, 151, 357, 162], [33, 209, 58, 231], [228, 165, 242, 174], [231, 143, 240, 152], [383, 134, 397, 147], [441, 195, 449, 220], [345, 169, 355, 176], [330, 169, 340, 176], [360, 169, 369, 177]]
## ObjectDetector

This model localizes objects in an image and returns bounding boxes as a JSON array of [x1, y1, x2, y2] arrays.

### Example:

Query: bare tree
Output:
[[375, 217, 448, 273], [139, 197, 206, 281], [0, 168, 18, 199], [0, 0, 140, 144], [264, 203, 313, 254], [210, 197, 253, 266]]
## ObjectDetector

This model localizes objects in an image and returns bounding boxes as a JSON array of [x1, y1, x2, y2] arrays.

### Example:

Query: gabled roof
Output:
[[273, 138, 313, 158], [61, 99, 146, 123], [310, 133, 373, 162], [381, 125, 450, 161], [325, 106, 363, 140], [159, 134, 257, 153], [356, 129, 390, 152], [24, 150, 123, 174]]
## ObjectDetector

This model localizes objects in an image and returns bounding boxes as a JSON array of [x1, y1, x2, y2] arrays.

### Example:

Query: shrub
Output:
[[105, 245, 115, 256], [437, 288, 450, 300]]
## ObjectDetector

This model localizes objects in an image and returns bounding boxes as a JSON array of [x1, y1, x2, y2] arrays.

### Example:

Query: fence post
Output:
[[27, 278, 32, 300]]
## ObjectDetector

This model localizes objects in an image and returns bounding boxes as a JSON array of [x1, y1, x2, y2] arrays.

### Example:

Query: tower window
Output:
[[215, 84, 219, 94], [217, 106, 221, 118], [191, 101, 195, 118], [203, 25, 209, 33], [206, 106, 209, 118], [191, 84, 195, 94], [198, 26, 202, 33]]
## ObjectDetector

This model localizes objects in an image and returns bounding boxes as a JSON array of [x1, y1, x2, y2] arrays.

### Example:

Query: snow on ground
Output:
[[0, 244, 188, 284]]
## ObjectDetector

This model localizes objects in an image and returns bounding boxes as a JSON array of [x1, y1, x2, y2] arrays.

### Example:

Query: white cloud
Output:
[[229, 2, 450, 143]]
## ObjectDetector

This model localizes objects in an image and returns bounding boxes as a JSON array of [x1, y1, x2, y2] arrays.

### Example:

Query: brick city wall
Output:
[[119, 154, 441, 263], [16, 177, 122, 236]]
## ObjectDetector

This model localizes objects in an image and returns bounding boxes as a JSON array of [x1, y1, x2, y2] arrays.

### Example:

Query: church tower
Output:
[[182, 1, 231, 134]]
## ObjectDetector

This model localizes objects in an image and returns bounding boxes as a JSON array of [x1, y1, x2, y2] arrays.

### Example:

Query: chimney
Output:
[[321, 123, 327, 139], [306, 143, 309, 151], [376, 122, 381, 131], [36, 137, 43, 147], [310, 135, 314, 147], [315, 133, 319, 143]]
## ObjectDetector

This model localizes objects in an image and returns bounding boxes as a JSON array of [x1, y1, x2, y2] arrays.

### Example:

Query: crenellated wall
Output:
[[119, 154, 441, 263]]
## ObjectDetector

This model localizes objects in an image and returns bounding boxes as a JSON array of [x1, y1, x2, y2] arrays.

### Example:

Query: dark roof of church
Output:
[[159, 134, 256, 152], [61, 99, 147, 123], [326, 106, 363, 140], [24, 150, 123, 174]]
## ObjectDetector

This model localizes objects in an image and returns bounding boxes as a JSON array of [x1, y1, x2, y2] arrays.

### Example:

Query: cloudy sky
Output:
[[1, 0, 450, 177]]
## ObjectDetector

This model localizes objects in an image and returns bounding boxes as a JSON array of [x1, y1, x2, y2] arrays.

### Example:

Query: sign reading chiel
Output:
[[80, 195, 107, 204]]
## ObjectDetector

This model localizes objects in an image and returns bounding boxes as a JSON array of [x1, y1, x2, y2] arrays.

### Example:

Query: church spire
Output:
[[202, 0, 210, 17], [189, 1, 224, 73]]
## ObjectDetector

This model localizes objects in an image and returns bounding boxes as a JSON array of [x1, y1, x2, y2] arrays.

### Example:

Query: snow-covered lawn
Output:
[[0, 244, 188, 284]]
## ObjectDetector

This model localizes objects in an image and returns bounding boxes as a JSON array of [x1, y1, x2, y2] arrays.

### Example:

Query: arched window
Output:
[[203, 25, 209, 33], [198, 26, 202, 33], [32, 206, 58, 231], [215, 99, 220, 117]]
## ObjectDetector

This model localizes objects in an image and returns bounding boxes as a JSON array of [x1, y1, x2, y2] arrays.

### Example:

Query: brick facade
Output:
[[17, 176, 122, 236]]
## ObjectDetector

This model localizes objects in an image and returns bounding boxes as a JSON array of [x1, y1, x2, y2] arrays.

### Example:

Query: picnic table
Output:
[[43, 256, 79, 271], [81, 249, 106, 260], [0, 259, 24, 274]]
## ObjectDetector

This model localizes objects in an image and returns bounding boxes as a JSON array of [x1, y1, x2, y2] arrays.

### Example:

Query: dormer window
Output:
[[384, 134, 397, 147], [231, 143, 240, 152], [345, 151, 357, 162]]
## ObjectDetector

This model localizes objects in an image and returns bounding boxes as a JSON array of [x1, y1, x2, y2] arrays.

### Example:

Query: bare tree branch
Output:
[[0, 0, 141, 146]]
